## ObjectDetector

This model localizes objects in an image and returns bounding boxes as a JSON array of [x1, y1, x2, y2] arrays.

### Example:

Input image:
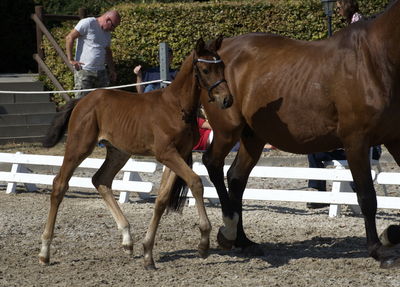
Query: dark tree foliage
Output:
[[0, 0, 36, 73]]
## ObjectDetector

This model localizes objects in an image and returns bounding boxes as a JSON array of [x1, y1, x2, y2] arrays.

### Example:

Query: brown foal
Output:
[[39, 37, 232, 269]]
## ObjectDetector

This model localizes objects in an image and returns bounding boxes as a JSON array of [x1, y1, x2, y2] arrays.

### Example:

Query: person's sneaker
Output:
[[306, 202, 330, 209]]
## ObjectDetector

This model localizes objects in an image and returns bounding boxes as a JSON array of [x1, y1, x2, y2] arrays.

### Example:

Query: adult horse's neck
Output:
[[370, 0, 400, 64], [165, 51, 200, 123]]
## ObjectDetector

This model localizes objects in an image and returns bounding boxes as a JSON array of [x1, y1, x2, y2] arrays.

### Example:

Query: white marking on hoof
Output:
[[121, 226, 133, 247], [220, 213, 239, 241], [38, 239, 51, 263]]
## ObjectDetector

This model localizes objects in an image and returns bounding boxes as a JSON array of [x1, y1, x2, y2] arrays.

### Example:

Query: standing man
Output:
[[66, 10, 121, 98]]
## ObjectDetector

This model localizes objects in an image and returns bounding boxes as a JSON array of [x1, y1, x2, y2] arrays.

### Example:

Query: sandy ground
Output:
[[1, 143, 400, 287]]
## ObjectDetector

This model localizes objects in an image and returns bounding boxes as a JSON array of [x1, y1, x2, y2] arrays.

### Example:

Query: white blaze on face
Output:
[[220, 212, 239, 241]]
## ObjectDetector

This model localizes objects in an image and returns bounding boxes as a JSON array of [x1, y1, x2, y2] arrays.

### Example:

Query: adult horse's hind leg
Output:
[[92, 144, 133, 254], [39, 133, 97, 264], [346, 142, 400, 268], [224, 133, 265, 255], [376, 141, 400, 264]]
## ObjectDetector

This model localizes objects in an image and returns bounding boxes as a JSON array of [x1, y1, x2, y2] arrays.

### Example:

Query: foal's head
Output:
[[193, 36, 233, 109]]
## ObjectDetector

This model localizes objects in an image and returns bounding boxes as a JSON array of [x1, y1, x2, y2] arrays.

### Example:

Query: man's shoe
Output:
[[306, 202, 330, 209]]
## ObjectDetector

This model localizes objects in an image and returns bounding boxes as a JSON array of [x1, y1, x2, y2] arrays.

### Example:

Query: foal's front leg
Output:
[[142, 167, 176, 269], [143, 151, 211, 269]]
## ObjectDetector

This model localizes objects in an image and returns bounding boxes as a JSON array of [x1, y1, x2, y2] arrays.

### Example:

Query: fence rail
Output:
[[1, 152, 399, 217]]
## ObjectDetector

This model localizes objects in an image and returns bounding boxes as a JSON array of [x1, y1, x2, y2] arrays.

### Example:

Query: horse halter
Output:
[[193, 57, 227, 102]]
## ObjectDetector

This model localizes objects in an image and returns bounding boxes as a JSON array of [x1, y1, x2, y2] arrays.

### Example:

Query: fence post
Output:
[[34, 6, 45, 74], [159, 42, 170, 88]]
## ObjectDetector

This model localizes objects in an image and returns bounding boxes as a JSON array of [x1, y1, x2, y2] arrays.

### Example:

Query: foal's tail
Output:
[[42, 99, 80, 148], [167, 154, 193, 213]]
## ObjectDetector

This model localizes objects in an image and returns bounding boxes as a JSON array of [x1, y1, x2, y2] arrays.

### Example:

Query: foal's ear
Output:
[[209, 35, 224, 52], [195, 38, 206, 54]]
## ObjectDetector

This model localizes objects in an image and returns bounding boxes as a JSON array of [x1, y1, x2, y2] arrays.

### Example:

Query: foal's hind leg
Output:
[[225, 134, 265, 255], [39, 136, 96, 264], [92, 145, 133, 254]]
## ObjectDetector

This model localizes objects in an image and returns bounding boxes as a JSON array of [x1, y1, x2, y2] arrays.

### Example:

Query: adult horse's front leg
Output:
[[225, 133, 265, 255], [347, 143, 400, 268], [202, 132, 239, 250]]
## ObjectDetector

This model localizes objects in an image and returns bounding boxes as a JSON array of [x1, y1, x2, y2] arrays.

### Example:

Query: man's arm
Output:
[[65, 28, 84, 70], [133, 65, 144, 93], [105, 46, 117, 82]]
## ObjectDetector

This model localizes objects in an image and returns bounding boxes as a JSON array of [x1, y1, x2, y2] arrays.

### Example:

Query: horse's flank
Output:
[[208, 3, 400, 154]]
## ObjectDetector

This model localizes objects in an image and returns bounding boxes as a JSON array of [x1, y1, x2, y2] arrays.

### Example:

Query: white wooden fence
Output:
[[1, 152, 400, 217], [0, 152, 156, 203], [191, 160, 399, 217]]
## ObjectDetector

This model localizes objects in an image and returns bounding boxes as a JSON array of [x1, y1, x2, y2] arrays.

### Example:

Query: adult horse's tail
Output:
[[167, 154, 193, 213], [42, 99, 80, 148]]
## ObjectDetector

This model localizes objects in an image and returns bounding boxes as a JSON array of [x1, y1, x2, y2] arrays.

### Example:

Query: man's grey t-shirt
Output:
[[75, 17, 111, 71]]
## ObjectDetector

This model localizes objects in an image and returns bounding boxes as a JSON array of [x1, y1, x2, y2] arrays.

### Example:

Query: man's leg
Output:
[[306, 150, 346, 209], [74, 70, 97, 98]]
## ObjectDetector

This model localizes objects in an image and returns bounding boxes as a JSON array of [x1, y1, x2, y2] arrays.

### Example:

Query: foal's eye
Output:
[[202, 69, 209, 74]]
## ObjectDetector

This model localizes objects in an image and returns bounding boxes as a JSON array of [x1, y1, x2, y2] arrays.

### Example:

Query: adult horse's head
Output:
[[193, 36, 233, 109]]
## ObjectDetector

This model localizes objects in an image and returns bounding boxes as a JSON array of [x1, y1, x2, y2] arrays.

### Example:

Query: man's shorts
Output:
[[74, 69, 110, 98]]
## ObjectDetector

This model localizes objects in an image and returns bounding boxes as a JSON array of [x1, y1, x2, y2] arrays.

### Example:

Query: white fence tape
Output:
[[0, 79, 172, 94]]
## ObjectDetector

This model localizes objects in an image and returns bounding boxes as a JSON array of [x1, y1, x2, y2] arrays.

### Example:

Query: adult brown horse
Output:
[[201, 1, 400, 268], [39, 37, 233, 269]]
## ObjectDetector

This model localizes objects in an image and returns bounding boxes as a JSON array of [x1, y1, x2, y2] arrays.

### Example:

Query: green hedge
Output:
[[42, 0, 390, 105]]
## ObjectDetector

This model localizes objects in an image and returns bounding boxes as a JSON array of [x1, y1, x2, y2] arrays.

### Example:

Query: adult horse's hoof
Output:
[[377, 244, 400, 269], [217, 227, 234, 250], [380, 257, 400, 269], [380, 225, 400, 246]]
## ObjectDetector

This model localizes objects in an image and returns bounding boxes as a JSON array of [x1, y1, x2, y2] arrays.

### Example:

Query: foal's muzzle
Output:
[[207, 79, 227, 102]]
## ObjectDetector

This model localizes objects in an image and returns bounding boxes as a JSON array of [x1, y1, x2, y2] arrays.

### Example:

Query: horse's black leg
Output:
[[374, 141, 400, 267], [227, 132, 265, 255], [202, 132, 239, 250], [345, 142, 400, 268], [346, 145, 380, 250]]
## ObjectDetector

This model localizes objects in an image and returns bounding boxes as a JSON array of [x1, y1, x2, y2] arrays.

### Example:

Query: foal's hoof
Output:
[[38, 256, 49, 265], [144, 263, 157, 271], [123, 244, 133, 255], [217, 227, 234, 250], [380, 225, 400, 247]]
